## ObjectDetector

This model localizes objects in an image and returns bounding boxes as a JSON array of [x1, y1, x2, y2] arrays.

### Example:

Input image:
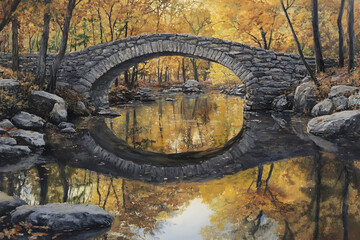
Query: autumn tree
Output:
[[0, 0, 22, 33], [35, 0, 52, 89], [47, 0, 82, 92], [311, 0, 325, 72]]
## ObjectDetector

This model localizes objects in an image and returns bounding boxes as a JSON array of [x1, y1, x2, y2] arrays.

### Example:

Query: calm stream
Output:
[[1, 91, 360, 239]]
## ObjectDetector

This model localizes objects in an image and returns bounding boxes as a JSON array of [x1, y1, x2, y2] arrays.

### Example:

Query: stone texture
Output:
[[11, 112, 46, 130], [50, 103, 68, 124], [58, 122, 75, 129], [0, 145, 31, 158], [272, 95, 292, 112], [28, 91, 66, 117], [294, 81, 319, 113], [0, 79, 20, 95], [311, 99, 335, 116], [0, 192, 27, 216], [60, 127, 76, 133], [328, 85, 359, 98], [0, 34, 337, 111], [332, 96, 348, 111], [348, 95, 360, 109], [11, 204, 113, 232], [8, 130, 45, 148], [0, 137, 17, 145], [307, 110, 360, 138], [0, 128, 5, 134], [0, 119, 15, 130]]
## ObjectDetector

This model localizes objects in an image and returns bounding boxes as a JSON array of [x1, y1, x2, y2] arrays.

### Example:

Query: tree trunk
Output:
[[97, 8, 103, 43], [35, 0, 51, 89], [47, 0, 76, 93], [337, 0, 345, 67], [311, 0, 325, 73], [11, 17, 19, 72], [260, 27, 268, 50], [347, 0, 355, 72], [177, 64, 180, 82], [182, 58, 186, 83], [191, 58, 198, 81], [0, 0, 21, 33], [165, 66, 168, 82], [280, 0, 321, 87]]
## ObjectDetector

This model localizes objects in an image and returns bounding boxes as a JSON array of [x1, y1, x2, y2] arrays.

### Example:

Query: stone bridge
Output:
[[0, 33, 329, 110]]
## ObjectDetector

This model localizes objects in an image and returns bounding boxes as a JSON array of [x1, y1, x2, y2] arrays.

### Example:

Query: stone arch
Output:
[[79, 35, 255, 108]]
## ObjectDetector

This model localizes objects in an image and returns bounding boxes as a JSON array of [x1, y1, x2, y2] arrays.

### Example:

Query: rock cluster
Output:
[[182, 80, 203, 93], [220, 84, 246, 96], [134, 88, 155, 101]]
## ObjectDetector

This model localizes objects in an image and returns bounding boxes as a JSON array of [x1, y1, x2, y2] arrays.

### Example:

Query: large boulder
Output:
[[332, 96, 348, 111], [0, 192, 27, 216], [348, 95, 360, 109], [307, 110, 360, 138], [311, 99, 335, 116], [11, 204, 113, 232], [0, 119, 15, 130], [0, 137, 17, 145], [294, 81, 319, 113], [50, 103, 68, 124], [8, 130, 45, 148], [28, 91, 66, 117], [11, 112, 45, 130], [328, 85, 359, 98], [0, 79, 20, 95], [0, 145, 31, 158], [272, 95, 292, 112]]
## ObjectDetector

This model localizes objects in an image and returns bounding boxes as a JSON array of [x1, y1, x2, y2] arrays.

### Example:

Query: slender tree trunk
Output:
[[337, 0, 345, 67], [280, 0, 321, 86], [11, 17, 19, 72], [177, 64, 180, 82], [47, 0, 77, 93], [311, 0, 325, 73], [35, 0, 51, 89], [191, 58, 199, 81], [260, 27, 268, 50], [347, 0, 355, 72], [0, 0, 21, 33], [182, 58, 186, 83], [165, 66, 168, 82], [97, 8, 103, 43]]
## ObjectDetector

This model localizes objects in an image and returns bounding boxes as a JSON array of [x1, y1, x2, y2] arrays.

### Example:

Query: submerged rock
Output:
[[165, 97, 175, 102], [97, 109, 121, 117], [11, 204, 113, 232], [294, 81, 319, 113], [50, 103, 68, 124], [11, 112, 46, 130], [328, 85, 359, 98], [348, 95, 360, 109], [8, 130, 45, 148], [307, 110, 360, 138], [0, 192, 27, 216], [311, 99, 335, 117], [0, 119, 15, 130], [0, 145, 31, 158]]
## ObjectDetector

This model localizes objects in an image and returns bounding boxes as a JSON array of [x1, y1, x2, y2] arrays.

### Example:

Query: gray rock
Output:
[[311, 99, 335, 116], [0, 79, 20, 95], [294, 81, 319, 113], [28, 91, 66, 117], [11, 112, 46, 130], [8, 130, 45, 147], [348, 95, 360, 109], [272, 96, 292, 112], [76, 101, 90, 116], [169, 87, 182, 92], [60, 127, 76, 133], [328, 85, 359, 98], [0, 137, 17, 145], [11, 204, 113, 232], [165, 97, 175, 101], [0, 145, 31, 158], [50, 103, 68, 124], [0, 119, 15, 130], [307, 110, 360, 138], [58, 122, 75, 129], [0, 192, 27, 216], [332, 96, 348, 111], [0, 128, 6, 134]]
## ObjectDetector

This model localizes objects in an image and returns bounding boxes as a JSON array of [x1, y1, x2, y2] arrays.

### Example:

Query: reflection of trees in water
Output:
[[108, 93, 243, 153]]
